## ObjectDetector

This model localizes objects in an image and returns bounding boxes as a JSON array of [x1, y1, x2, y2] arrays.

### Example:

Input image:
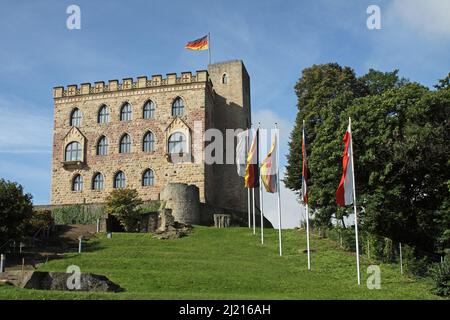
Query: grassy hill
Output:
[[0, 226, 440, 299]]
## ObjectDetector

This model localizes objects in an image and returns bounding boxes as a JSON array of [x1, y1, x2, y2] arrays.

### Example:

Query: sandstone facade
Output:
[[51, 60, 251, 213]]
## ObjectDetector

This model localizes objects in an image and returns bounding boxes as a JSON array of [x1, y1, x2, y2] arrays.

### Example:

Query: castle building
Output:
[[51, 60, 251, 215]]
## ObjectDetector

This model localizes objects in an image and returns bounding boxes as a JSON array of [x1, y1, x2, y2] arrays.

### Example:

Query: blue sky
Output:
[[0, 0, 449, 228]]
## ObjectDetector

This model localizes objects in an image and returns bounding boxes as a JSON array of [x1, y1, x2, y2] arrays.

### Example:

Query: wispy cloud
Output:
[[0, 95, 52, 154], [388, 0, 450, 39]]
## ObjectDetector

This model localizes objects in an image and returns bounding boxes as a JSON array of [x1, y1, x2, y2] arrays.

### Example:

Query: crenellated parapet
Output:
[[53, 70, 209, 99]]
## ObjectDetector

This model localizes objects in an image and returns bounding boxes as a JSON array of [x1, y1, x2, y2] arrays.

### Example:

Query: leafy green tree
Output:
[[285, 63, 365, 193], [286, 64, 449, 252], [344, 84, 450, 251], [0, 179, 33, 243], [105, 188, 143, 232], [434, 73, 450, 90], [286, 64, 399, 225], [359, 69, 407, 95]]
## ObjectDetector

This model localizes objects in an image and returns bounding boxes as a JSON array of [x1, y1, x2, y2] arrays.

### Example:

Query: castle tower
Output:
[[207, 60, 251, 213]]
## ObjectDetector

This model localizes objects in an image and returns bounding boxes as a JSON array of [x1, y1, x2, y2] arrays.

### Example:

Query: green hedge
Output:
[[51, 201, 163, 225], [51, 205, 104, 225]]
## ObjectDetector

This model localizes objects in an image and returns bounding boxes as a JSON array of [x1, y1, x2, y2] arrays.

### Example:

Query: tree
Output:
[[434, 73, 450, 90], [105, 188, 143, 232], [344, 83, 450, 251], [286, 64, 449, 252], [359, 69, 407, 95], [0, 179, 34, 243], [285, 63, 365, 193]]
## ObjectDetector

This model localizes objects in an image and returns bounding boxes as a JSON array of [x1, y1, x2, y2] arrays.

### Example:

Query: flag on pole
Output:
[[301, 122, 308, 204], [236, 130, 249, 177], [302, 120, 311, 269], [336, 122, 354, 206], [245, 129, 259, 188], [185, 35, 209, 51], [261, 132, 278, 193], [336, 118, 361, 285]]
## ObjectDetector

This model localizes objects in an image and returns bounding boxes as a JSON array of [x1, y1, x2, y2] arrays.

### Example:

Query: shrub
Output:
[[27, 210, 54, 234], [140, 201, 163, 213], [0, 179, 33, 243], [429, 257, 450, 297], [105, 188, 143, 232], [400, 245, 431, 277], [333, 227, 356, 251], [51, 205, 104, 225]]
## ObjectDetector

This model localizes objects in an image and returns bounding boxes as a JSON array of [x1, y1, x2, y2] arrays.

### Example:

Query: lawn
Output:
[[0, 226, 441, 299]]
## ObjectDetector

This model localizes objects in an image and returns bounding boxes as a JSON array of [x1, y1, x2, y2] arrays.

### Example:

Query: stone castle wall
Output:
[[51, 73, 211, 205], [50, 61, 252, 216]]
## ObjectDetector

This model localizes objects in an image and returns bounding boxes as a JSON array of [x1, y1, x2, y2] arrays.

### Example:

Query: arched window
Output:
[[72, 174, 83, 191], [92, 173, 104, 190], [168, 132, 186, 154], [120, 103, 132, 121], [98, 105, 109, 124], [172, 97, 184, 117], [65, 141, 82, 161], [114, 171, 125, 189], [143, 100, 155, 119], [143, 131, 155, 152], [70, 108, 82, 126], [97, 136, 108, 155], [142, 169, 155, 187], [222, 73, 229, 85], [119, 134, 131, 153]]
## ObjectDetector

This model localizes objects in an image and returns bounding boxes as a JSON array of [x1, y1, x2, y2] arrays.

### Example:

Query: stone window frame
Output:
[[222, 73, 229, 85], [92, 172, 104, 191], [62, 127, 86, 164], [171, 97, 185, 117], [119, 133, 132, 154], [96, 135, 109, 156], [142, 168, 155, 187], [113, 171, 126, 189], [120, 101, 132, 122], [167, 131, 188, 155], [72, 174, 83, 192], [65, 141, 82, 161], [98, 104, 110, 124], [142, 130, 156, 152], [70, 107, 82, 127], [143, 99, 156, 120]]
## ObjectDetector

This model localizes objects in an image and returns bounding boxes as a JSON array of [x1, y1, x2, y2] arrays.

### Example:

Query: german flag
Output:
[[185, 35, 209, 51]]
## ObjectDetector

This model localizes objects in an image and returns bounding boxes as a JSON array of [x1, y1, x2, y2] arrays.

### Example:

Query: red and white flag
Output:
[[336, 122, 354, 206]]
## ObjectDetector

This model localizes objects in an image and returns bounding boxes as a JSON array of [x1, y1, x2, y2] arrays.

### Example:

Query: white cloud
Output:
[[0, 95, 52, 154], [388, 0, 450, 39]]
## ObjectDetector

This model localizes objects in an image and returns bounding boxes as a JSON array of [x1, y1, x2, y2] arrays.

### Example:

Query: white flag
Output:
[[236, 130, 249, 177]]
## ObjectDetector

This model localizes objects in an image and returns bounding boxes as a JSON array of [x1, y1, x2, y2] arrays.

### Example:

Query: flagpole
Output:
[[208, 32, 211, 65], [303, 120, 311, 270], [252, 127, 256, 235], [258, 123, 264, 245], [305, 203, 311, 270], [248, 188, 251, 229], [349, 117, 361, 285], [275, 123, 282, 256], [247, 128, 251, 229], [252, 187, 256, 235]]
